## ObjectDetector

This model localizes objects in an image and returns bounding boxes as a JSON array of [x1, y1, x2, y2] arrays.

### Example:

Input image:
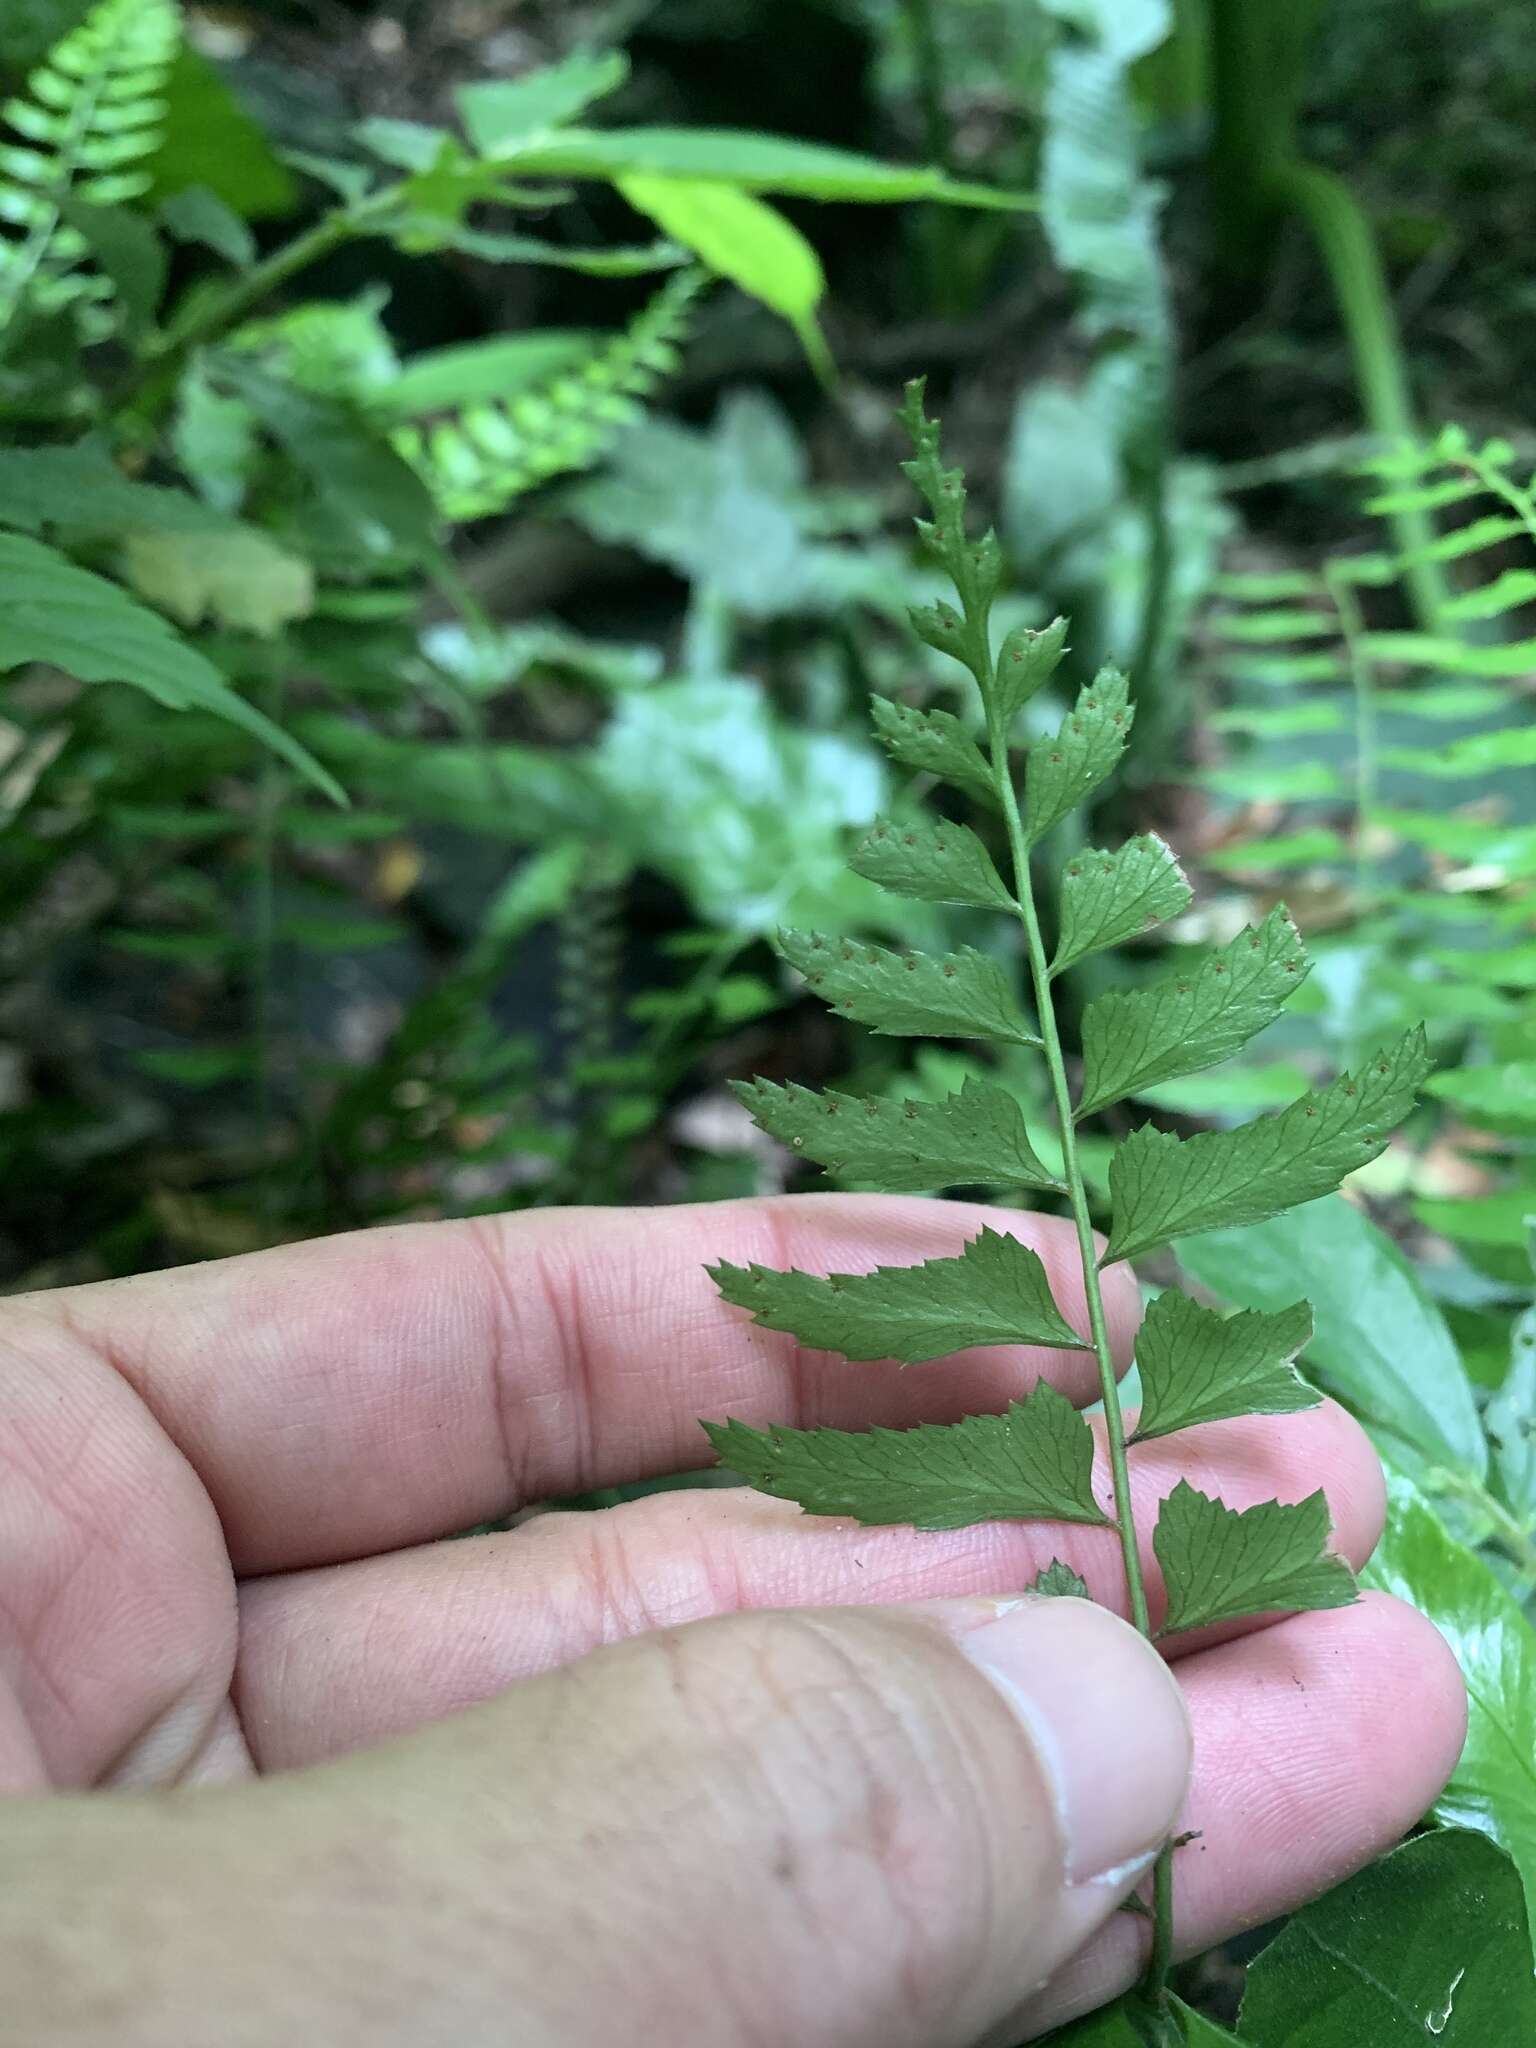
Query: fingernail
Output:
[[957, 1597, 1191, 1885]]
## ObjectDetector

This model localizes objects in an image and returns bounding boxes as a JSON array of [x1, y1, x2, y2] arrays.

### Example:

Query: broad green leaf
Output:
[[456, 49, 629, 153], [119, 528, 313, 637], [0, 534, 342, 802], [868, 695, 997, 812], [993, 615, 1069, 723], [849, 814, 1015, 912], [703, 1379, 1107, 1530], [1487, 1307, 1536, 1524], [1050, 832, 1190, 976], [1103, 1030, 1431, 1265], [1427, 1061, 1536, 1136], [1076, 906, 1309, 1119], [1031, 1558, 1090, 1599], [1130, 1290, 1318, 1445], [710, 1226, 1089, 1364], [1154, 1481, 1355, 1638], [1431, 943, 1536, 991], [1241, 1828, 1536, 2042], [492, 127, 1031, 208], [1203, 830, 1347, 875], [1023, 665, 1132, 845], [1364, 1475, 1536, 1947], [733, 1073, 1063, 1193], [374, 332, 598, 420], [1415, 1190, 1536, 1253], [778, 928, 1039, 1045], [617, 174, 830, 378], [1179, 1198, 1487, 1481], [0, 442, 242, 537]]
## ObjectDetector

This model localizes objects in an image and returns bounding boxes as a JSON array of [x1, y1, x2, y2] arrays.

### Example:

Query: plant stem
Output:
[[981, 692, 1168, 1998]]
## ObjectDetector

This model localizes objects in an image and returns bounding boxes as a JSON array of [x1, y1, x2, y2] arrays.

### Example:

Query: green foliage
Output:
[[704, 1381, 1108, 1530], [1130, 1293, 1318, 1445], [703, 388, 1425, 2022], [1238, 1830, 1536, 2043], [0, 0, 179, 342], [711, 1225, 1089, 1363], [389, 269, 704, 521], [1155, 1481, 1356, 1638], [731, 1074, 1063, 1194]]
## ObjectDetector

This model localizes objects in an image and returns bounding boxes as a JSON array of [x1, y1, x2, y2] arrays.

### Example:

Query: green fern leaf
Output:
[[867, 695, 997, 811], [1077, 906, 1310, 1119], [0, 0, 179, 342], [1130, 1291, 1319, 1445], [711, 1227, 1089, 1364], [703, 1381, 1108, 1530], [848, 813, 1016, 912], [1050, 833, 1191, 976], [1102, 1029, 1432, 1266], [1024, 666, 1133, 845], [390, 266, 703, 520], [778, 928, 1039, 1045], [733, 1074, 1064, 1194], [1155, 1482, 1356, 1638]]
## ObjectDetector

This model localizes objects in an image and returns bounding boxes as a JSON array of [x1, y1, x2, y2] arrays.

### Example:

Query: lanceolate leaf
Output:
[[849, 814, 1016, 911], [710, 1226, 1089, 1364], [1050, 833, 1191, 976], [0, 534, 343, 802], [1076, 906, 1309, 1118], [1102, 1030, 1431, 1266], [734, 1074, 1064, 1193], [703, 1380, 1108, 1530], [1023, 666, 1132, 845], [1131, 1291, 1318, 1445], [778, 928, 1039, 1045], [868, 695, 998, 812], [1031, 1557, 1090, 1599], [1155, 1481, 1356, 1638]]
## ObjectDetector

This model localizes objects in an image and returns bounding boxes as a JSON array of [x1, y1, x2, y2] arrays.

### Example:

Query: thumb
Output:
[[6, 1597, 1191, 2048], [301, 1595, 1189, 2047]]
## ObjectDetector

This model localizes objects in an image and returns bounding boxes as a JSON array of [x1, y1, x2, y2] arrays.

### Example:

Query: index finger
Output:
[[37, 1195, 1141, 1573]]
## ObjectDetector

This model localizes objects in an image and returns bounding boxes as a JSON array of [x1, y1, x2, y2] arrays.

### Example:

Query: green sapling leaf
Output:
[[1102, 1028, 1431, 1265], [849, 814, 1016, 911], [993, 615, 1069, 723], [778, 928, 1039, 1045], [1031, 1557, 1090, 1598], [703, 1379, 1108, 1529], [1154, 1480, 1356, 1637], [1130, 1291, 1319, 1445], [1076, 906, 1311, 1118], [868, 695, 998, 811], [1023, 666, 1133, 845], [1050, 833, 1192, 976], [710, 1226, 1090, 1363], [734, 1073, 1064, 1192]]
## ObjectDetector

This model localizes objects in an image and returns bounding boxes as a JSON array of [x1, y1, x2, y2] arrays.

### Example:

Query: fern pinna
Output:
[[0, 0, 179, 343], [702, 382, 1428, 2029]]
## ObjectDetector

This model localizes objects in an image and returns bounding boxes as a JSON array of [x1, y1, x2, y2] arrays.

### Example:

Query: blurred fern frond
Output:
[[388, 267, 706, 522], [0, 0, 181, 343]]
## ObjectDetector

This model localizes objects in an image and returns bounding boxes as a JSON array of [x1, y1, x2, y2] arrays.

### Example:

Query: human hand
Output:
[[0, 1196, 1465, 2045]]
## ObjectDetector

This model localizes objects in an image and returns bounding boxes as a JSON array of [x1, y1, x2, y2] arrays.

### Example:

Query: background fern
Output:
[[0, 0, 178, 343]]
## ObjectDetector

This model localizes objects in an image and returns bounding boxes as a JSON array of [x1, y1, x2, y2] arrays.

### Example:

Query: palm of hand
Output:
[[1, 1196, 1462, 2035]]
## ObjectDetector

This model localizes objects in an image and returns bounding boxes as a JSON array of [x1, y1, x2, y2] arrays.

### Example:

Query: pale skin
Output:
[[0, 1195, 1466, 2045]]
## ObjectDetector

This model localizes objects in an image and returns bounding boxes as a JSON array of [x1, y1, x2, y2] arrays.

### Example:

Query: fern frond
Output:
[[388, 267, 705, 522], [0, 0, 180, 343]]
